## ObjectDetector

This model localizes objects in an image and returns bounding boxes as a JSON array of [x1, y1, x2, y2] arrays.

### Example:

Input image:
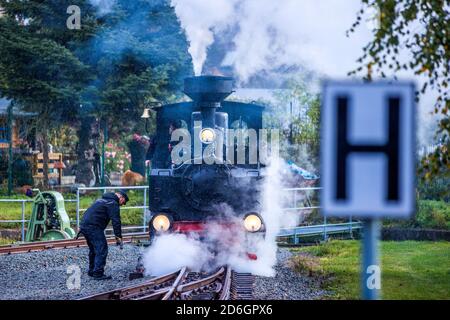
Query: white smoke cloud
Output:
[[171, 0, 240, 75], [142, 233, 212, 276], [171, 0, 370, 82], [172, 0, 438, 147], [243, 157, 299, 276]]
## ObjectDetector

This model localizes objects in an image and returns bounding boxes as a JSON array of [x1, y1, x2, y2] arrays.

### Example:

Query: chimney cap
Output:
[[184, 75, 234, 104]]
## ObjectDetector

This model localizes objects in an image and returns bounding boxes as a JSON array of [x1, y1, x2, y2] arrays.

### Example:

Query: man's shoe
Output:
[[93, 274, 112, 280], [88, 271, 94, 277]]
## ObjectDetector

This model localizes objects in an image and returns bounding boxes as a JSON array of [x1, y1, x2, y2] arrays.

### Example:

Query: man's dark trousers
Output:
[[81, 227, 108, 276]]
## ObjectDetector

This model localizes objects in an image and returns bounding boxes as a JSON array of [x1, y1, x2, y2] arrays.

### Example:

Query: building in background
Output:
[[0, 98, 37, 187], [0, 98, 36, 152]]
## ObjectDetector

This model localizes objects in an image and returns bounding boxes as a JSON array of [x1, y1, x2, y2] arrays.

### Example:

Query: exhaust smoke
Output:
[[171, 0, 238, 76], [142, 233, 212, 276]]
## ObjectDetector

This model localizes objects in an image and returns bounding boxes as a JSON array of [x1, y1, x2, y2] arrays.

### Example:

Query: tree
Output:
[[74, 0, 193, 185], [0, 2, 93, 187], [265, 78, 321, 171], [349, 0, 449, 180], [0, 0, 193, 187]]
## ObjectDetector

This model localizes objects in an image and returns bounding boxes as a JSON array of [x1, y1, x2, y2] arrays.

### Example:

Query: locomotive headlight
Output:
[[199, 128, 216, 144], [244, 214, 263, 232], [152, 214, 171, 232]]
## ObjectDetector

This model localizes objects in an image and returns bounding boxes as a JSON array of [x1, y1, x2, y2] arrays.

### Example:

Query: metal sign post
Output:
[[362, 219, 380, 299], [321, 81, 415, 300]]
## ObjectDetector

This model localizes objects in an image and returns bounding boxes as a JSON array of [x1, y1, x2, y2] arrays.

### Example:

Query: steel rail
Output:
[[176, 266, 232, 300], [218, 267, 232, 300], [79, 268, 184, 300], [176, 267, 225, 293], [0, 233, 148, 255], [160, 267, 188, 300], [133, 267, 189, 301], [79, 266, 239, 301]]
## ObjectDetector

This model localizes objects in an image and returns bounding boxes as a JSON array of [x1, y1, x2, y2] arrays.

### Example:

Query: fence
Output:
[[0, 198, 77, 241], [75, 186, 148, 236], [0, 186, 327, 242], [278, 222, 362, 244]]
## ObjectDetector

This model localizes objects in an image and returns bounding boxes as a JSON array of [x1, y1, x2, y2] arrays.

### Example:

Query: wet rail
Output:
[[79, 266, 254, 300], [0, 233, 148, 255]]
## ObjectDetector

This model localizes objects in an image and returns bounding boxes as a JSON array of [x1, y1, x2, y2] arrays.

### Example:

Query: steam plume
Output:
[[171, 0, 238, 75], [170, 0, 368, 83]]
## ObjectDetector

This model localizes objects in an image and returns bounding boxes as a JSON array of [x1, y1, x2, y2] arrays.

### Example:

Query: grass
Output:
[[0, 238, 14, 245], [290, 240, 450, 300], [0, 190, 146, 229]]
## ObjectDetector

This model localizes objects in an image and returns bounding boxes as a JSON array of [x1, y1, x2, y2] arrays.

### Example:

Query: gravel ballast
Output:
[[0, 244, 150, 300], [0, 245, 326, 300], [252, 248, 328, 300]]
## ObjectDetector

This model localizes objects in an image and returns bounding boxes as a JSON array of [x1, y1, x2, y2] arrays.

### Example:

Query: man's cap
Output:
[[117, 190, 129, 203]]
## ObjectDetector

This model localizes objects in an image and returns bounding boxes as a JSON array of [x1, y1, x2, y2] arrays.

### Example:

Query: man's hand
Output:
[[116, 237, 123, 250]]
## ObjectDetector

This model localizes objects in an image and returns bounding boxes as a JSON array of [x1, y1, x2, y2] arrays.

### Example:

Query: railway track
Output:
[[79, 266, 254, 300], [0, 233, 149, 255]]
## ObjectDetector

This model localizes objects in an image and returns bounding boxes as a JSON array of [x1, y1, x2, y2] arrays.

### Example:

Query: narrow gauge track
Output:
[[0, 233, 149, 255], [79, 266, 254, 300]]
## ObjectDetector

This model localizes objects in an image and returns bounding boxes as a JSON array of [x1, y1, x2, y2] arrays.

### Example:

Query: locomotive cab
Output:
[[147, 76, 267, 256]]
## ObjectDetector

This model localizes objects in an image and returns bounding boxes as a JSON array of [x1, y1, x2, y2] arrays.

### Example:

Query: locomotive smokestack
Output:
[[184, 75, 234, 105], [184, 76, 234, 128]]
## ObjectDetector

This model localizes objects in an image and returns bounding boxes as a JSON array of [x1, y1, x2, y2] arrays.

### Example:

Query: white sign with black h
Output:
[[321, 81, 415, 218]]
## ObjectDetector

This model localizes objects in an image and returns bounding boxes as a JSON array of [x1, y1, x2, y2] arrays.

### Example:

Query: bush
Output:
[[384, 200, 450, 230], [416, 200, 450, 229], [417, 169, 449, 202], [288, 253, 324, 277]]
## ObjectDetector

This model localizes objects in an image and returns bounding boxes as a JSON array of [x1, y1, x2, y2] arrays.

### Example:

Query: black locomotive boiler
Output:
[[147, 76, 267, 259]]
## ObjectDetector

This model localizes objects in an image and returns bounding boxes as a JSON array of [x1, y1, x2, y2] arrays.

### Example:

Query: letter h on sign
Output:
[[336, 96, 400, 201], [321, 81, 415, 219]]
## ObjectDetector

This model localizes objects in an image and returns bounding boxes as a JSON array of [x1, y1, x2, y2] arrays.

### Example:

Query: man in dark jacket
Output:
[[80, 190, 129, 280]]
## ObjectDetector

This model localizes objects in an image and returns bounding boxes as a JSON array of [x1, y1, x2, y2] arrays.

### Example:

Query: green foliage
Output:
[[0, 0, 193, 186], [0, 0, 194, 130], [0, 0, 100, 187], [80, 0, 193, 136], [420, 143, 449, 182], [417, 170, 450, 201], [105, 141, 131, 174], [349, 0, 449, 180], [416, 200, 449, 229], [0, 238, 14, 245], [0, 190, 146, 229], [384, 200, 450, 230], [74, 0, 193, 184], [48, 125, 79, 155], [0, 16, 89, 120], [265, 78, 321, 169], [288, 253, 324, 277], [292, 240, 450, 299]]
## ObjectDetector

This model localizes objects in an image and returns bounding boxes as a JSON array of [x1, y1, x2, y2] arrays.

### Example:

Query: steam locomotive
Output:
[[147, 76, 267, 259]]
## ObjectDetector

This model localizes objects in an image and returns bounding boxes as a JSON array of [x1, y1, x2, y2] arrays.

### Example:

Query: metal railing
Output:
[[280, 186, 356, 241], [0, 198, 77, 241], [0, 199, 28, 241], [74, 185, 148, 235], [0, 186, 326, 242], [283, 187, 321, 215], [278, 222, 362, 244]]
